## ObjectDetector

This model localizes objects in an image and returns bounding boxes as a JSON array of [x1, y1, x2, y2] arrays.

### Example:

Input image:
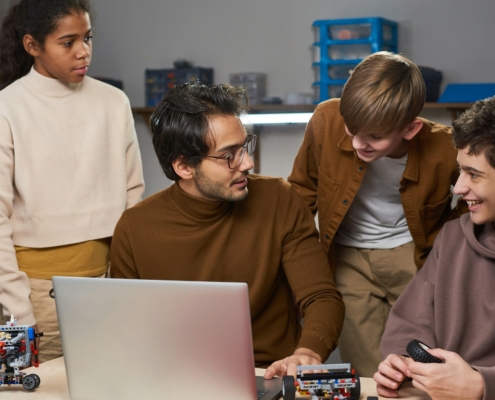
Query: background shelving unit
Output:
[[312, 17, 398, 103], [145, 68, 214, 107]]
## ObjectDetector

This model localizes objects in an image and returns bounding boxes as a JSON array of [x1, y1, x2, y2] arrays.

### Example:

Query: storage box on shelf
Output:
[[438, 83, 495, 103], [312, 17, 398, 103], [145, 67, 214, 107], [419, 66, 443, 102], [229, 73, 266, 105]]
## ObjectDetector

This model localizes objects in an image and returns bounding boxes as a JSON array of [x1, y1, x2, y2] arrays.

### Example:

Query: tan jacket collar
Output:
[[337, 130, 420, 182], [403, 134, 419, 182], [337, 131, 354, 151]]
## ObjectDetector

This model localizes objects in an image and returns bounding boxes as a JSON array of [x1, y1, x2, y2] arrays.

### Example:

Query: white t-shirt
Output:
[[334, 155, 412, 249]]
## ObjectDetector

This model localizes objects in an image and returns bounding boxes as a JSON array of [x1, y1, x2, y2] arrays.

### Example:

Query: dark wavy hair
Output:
[[0, 0, 92, 90], [452, 96, 495, 169], [151, 81, 249, 181]]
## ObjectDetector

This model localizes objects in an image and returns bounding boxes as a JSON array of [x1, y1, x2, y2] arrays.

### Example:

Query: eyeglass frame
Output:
[[205, 134, 257, 169]]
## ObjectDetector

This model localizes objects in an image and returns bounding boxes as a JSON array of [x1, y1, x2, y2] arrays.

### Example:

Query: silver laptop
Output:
[[52, 277, 282, 400]]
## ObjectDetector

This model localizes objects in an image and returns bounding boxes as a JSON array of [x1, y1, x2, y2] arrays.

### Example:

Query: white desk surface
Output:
[[1, 356, 430, 399]]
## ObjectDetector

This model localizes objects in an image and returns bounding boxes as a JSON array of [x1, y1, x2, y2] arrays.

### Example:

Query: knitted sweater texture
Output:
[[111, 175, 344, 366], [0, 68, 144, 325]]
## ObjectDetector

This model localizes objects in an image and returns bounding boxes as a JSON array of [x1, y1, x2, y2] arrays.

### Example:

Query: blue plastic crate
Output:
[[437, 83, 495, 103], [312, 17, 398, 56], [312, 17, 398, 103]]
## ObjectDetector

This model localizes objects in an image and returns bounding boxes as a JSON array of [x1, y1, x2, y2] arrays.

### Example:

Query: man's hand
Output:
[[374, 353, 411, 398], [408, 348, 484, 400], [264, 347, 322, 379]]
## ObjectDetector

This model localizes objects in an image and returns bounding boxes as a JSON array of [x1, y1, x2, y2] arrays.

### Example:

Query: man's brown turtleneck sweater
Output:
[[111, 175, 344, 366]]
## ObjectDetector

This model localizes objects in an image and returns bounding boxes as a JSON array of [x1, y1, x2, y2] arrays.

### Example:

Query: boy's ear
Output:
[[172, 156, 194, 180], [23, 34, 41, 57], [403, 118, 423, 141]]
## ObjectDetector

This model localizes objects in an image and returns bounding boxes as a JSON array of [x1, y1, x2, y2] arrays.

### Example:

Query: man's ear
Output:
[[23, 34, 41, 57], [403, 118, 423, 141], [172, 157, 194, 180]]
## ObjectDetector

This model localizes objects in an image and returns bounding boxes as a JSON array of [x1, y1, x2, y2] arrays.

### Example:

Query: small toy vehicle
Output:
[[282, 363, 360, 400], [0, 315, 42, 391]]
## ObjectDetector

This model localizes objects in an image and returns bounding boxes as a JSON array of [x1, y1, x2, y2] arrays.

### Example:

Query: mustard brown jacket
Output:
[[288, 99, 467, 268]]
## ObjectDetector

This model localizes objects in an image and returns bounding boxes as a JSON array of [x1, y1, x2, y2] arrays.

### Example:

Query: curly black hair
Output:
[[0, 0, 92, 90], [151, 81, 249, 181], [452, 96, 495, 169]]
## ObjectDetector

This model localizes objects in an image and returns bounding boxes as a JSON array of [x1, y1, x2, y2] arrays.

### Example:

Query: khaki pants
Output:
[[334, 241, 417, 378], [1, 273, 106, 364]]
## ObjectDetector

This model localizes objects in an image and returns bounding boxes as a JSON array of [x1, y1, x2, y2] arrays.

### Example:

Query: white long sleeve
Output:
[[0, 68, 144, 324]]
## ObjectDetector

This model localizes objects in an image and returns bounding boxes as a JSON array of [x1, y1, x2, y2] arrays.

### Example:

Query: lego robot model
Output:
[[282, 363, 360, 400], [0, 315, 41, 390]]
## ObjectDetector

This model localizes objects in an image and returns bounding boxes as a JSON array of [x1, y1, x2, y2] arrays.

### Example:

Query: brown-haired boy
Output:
[[288, 51, 467, 377], [375, 96, 495, 399]]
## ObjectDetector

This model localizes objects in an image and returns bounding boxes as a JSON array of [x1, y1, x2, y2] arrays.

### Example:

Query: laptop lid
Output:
[[53, 277, 281, 400]]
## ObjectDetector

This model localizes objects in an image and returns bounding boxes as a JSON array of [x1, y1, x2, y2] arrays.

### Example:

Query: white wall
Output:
[[3, 1, 494, 196], [0, 0, 12, 17], [86, 0, 495, 198], [89, 0, 495, 105]]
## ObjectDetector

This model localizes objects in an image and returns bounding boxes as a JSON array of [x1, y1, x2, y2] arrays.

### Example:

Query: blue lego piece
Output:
[[28, 327, 35, 340]]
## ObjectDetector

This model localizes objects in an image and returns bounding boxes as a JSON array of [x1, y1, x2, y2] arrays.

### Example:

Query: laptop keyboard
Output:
[[257, 389, 269, 399]]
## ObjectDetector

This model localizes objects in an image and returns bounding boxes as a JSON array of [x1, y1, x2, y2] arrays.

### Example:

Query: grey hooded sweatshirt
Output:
[[382, 213, 495, 399]]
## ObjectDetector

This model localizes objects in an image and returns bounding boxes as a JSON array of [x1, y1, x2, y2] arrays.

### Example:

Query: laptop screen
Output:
[[53, 277, 269, 400]]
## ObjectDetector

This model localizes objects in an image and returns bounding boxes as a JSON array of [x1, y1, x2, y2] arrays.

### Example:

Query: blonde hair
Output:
[[339, 52, 425, 135]]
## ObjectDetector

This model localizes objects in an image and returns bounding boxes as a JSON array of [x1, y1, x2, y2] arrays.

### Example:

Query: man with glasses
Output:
[[110, 82, 345, 378]]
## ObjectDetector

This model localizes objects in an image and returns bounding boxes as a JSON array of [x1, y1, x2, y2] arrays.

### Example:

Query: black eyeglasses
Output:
[[205, 135, 257, 169]]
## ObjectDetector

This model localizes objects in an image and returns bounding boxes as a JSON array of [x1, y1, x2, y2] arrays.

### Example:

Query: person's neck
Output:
[[172, 180, 231, 222], [177, 179, 221, 202], [25, 67, 80, 97], [387, 140, 410, 159]]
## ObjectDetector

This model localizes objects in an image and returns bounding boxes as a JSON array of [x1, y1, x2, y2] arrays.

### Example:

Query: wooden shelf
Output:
[[133, 102, 472, 125], [424, 102, 473, 109], [131, 104, 317, 125], [423, 102, 473, 120], [132, 102, 472, 174]]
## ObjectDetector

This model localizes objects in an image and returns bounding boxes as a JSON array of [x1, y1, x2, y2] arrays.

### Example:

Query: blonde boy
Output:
[[288, 52, 466, 377]]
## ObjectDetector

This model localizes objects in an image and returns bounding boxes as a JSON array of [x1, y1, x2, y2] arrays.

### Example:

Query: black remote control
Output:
[[406, 339, 443, 363]]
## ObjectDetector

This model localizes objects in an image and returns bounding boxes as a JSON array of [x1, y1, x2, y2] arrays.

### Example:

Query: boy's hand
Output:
[[374, 354, 411, 398], [408, 348, 484, 400]]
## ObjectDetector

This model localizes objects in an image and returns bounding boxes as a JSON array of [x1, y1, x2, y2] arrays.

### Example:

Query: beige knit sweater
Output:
[[0, 68, 144, 325]]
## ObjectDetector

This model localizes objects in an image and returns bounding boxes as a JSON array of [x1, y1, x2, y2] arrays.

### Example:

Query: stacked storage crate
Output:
[[145, 68, 214, 107], [229, 73, 266, 105], [312, 17, 398, 103]]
